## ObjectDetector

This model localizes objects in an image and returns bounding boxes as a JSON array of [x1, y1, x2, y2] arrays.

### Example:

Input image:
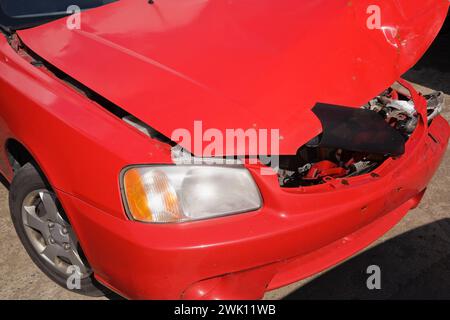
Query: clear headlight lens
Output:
[[122, 166, 262, 223]]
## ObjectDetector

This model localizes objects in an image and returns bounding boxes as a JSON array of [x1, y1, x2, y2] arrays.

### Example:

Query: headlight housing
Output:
[[121, 165, 262, 223]]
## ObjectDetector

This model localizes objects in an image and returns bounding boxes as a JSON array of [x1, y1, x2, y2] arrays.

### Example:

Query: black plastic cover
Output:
[[309, 103, 405, 156]]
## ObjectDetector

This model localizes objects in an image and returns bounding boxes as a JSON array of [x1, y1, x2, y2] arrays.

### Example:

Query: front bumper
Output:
[[57, 86, 450, 300]]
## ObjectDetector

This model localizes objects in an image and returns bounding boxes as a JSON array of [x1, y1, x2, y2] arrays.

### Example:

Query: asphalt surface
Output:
[[1, 22, 449, 301]]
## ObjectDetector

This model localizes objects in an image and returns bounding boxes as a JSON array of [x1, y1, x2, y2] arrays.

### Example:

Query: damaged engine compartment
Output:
[[278, 87, 444, 188]]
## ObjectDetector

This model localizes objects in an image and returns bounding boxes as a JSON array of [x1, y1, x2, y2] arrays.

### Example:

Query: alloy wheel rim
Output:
[[21, 189, 91, 278]]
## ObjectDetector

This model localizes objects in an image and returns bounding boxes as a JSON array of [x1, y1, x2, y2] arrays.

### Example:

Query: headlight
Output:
[[121, 165, 262, 223]]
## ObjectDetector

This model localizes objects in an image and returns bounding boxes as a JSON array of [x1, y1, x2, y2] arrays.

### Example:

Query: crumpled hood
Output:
[[18, 0, 449, 156]]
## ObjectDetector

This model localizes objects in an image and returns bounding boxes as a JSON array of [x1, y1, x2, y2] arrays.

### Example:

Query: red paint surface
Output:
[[0, 0, 449, 299]]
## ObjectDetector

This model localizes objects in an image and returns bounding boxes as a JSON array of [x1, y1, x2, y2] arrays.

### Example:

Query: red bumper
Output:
[[56, 106, 449, 299]]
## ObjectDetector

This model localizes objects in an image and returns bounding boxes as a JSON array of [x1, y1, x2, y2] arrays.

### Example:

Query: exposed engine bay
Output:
[[278, 87, 444, 188]]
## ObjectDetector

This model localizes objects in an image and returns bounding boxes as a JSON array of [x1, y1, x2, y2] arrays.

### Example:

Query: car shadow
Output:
[[284, 218, 450, 300], [403, 14, 450, 93], [104, 290, 125, 300]]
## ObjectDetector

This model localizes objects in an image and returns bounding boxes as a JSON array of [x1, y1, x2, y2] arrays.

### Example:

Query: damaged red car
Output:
[[0, 0, 449, 299]]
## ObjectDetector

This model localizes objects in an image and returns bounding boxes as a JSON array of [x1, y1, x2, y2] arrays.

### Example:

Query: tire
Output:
[[9, 163, 106, 297]]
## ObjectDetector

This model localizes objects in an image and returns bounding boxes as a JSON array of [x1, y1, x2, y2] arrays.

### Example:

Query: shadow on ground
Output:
[[403, 15, 450, 92], [285, 219, 450, 300]]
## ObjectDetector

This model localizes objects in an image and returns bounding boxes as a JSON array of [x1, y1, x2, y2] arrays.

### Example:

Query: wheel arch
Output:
[[4, 138, 55, 191], [6, 138, 35, 173]]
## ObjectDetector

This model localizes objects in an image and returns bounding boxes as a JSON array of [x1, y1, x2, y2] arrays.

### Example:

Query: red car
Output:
[[0, 0, 449, 300]]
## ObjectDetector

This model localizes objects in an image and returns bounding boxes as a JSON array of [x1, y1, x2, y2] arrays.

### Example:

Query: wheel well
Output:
[[5, 139, 35, 174]]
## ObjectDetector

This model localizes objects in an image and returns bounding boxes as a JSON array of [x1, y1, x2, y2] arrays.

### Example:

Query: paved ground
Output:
[[1, 21, 449, 301]]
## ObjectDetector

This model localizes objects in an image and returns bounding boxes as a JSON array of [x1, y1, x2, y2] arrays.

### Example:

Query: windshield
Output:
[[0, 0, 117, 30]]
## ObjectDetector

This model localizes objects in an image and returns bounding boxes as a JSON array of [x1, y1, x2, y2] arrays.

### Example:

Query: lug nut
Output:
[[49, 237, 55, 244], [48, 222, 55, 228], [63, 243, 71, 250], [62, 228, 68, 235]]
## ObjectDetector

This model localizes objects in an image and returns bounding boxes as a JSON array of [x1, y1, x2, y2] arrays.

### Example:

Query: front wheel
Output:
[[9, 163, 105, 297]]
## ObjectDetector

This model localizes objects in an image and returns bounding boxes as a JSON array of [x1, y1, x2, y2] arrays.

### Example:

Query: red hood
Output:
[[18, 0, 449, 156]]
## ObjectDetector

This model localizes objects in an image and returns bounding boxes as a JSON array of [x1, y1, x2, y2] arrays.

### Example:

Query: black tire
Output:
[[9, 163, 106, 297]]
